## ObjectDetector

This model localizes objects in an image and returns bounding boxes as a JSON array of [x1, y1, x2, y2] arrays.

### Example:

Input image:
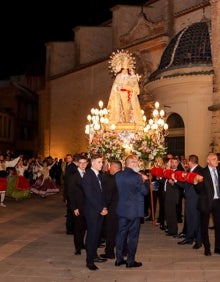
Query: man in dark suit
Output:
[[63, 154, 78, 234], [164, 157, 180, 236], [100, 160, 122, 259], [115, 155, 149, 268], [82, 154, 108, 270], [197, 153, 220, 256], [177, 154, 203, 249], [67, 155, 88, 255], [175, 156, 185, 224]]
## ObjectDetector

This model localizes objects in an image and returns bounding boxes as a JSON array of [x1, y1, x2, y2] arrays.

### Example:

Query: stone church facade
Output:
[[40, 0, 220, 166]]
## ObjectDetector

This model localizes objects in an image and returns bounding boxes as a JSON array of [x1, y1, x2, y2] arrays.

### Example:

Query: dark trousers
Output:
[[116, 217, 140, 264], [157, 189, 165, 226], [176, 188, 184, 222], [200, 199, 220, 250], [66, 202, 74, 234], [185, 194, 201, 243], [73, 214, 86, 251], [103, 212, 118, 256], [164, 187, 179, 235], [85, 212, 104, 264]]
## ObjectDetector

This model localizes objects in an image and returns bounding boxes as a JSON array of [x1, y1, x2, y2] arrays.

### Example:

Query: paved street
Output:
[[0, 192, 219, 282]]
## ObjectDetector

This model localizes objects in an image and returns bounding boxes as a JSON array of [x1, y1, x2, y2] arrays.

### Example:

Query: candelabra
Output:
[[143, 101, 169, 145], [85, 100, 109, 143], [85, 100, 168, 163]]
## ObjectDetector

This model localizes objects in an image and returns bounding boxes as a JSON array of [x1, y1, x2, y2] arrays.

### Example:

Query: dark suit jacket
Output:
[[82, 168, 106, 215], [63, 162, 78, 199], [197, 165, 220, 213], [115, 167, 149, 218], [102, 172, 118, 213], [67, 169, 85, 213], [177, 165, 203, 196]]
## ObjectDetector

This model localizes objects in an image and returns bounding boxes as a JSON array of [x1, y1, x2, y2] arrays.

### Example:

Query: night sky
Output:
[[0, 1, 146, 79]]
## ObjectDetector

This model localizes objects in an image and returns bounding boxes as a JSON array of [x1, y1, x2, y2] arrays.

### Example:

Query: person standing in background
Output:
[[82, 154, 108, 271], [67, 154, 88, 255], [176, 154, 203, 249], [100, 160, 122, 259], [0, 154, 21, 207], [115, 155, 148, 268], [197, 153, 220, 256], [63, 154, 78, 234], [164, 157, 180, 237]]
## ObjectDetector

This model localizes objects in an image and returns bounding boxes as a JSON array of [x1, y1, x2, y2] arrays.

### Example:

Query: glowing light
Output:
[[110, 124, 116, 130], [98, 100, 103, 108], [155, 101, 160, 109]]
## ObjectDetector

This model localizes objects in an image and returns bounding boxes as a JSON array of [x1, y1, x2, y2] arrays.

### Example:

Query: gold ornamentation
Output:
[[109, 49, 136, 76]]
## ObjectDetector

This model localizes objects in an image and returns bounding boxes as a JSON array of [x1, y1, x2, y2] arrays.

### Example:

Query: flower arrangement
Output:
[[88, 130, 126, 161], [131, 132, 167, 161], [88, 129, 167, 163]]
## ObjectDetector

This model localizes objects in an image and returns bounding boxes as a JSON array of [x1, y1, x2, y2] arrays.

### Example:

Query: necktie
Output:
[[213, 168, 220, 198], [97, 174, 102, 191]]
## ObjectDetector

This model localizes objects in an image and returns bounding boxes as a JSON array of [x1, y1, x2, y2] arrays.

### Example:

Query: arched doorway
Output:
[[165, 113, 185, 157]]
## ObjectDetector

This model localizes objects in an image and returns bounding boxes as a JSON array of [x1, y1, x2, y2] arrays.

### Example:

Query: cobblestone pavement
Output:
[[0, 193, 219, 282]]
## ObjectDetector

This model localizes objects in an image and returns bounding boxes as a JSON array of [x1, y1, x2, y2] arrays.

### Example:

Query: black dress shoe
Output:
[[100, 253, 115, 259], [204, 249, 212, 256], [214, 248, 220, 254], [177, 232, 186, 239], [115, 259, 127, 266], [126, 261, 142, 268], [75, 250, 81, 255], [166, 233, 178, 237], [177, 239, 193, 245], [193, 243, 202, 249], [86, 263, 98, 270], [94, 256, 107, 263], [160, 225, 165, 230]]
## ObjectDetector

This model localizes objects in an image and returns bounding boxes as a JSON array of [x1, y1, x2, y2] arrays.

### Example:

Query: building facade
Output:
[[41, 0, 219, 166], [0, 76, 41, 157]]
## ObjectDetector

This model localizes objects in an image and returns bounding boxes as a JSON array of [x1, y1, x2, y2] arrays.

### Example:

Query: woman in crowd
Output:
[[6, 158, 31, 201], [30, 158, 59, 197], [0, 154, 21, 207]]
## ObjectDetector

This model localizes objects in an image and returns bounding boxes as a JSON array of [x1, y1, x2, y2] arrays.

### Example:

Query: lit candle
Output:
[[153, 109, 159, 117], [155, 101, 160, 109], [98, 100, 103, 108], [94, 124, 100, 130], [110, 124, 116, 130], [149, 119, 153, 125], [160, 109, 165, 117], [164, 123, 168, 130]]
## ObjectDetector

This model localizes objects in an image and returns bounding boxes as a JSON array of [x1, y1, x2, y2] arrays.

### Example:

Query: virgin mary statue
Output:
[[107, 50, 145, 130]]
